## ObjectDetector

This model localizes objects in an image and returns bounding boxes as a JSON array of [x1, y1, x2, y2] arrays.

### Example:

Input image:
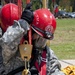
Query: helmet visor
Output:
[[31, 25, 54, 40]]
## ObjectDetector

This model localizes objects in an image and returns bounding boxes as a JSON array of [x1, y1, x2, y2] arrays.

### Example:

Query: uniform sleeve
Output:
[[2, 19, 29, 45], [0, 19, 30, 64], [47, 48, 65, 75]]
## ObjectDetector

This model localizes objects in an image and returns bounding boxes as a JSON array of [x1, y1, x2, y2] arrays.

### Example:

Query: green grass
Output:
[[50, 19, 75, 59]]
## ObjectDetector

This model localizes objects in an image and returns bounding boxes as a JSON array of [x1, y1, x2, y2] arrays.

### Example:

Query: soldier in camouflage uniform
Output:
[[0, 3, 65, 75]]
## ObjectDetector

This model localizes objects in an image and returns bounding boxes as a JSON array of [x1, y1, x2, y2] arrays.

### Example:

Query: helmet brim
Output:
[[31, 26, 54, 40]]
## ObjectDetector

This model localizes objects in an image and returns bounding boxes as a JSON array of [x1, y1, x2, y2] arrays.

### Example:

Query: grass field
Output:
[[50, 19, 75, 59]]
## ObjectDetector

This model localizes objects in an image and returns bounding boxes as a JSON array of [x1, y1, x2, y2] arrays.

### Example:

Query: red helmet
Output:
[[0, 3, 19, 31], [32, 8, 56, 39]]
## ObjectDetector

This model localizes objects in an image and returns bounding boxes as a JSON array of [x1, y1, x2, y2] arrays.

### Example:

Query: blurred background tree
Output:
[[70, 0, 75, 12], [22, 0, 75, 12]]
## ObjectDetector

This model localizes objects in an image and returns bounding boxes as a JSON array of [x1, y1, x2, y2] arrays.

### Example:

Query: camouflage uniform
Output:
[[0, 19, 65, 75], [0, 19, 29, 75]]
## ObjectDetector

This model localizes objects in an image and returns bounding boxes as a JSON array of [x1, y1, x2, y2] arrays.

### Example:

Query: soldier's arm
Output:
[[48, 48, 65, 75], [0, 19, 30, 64]]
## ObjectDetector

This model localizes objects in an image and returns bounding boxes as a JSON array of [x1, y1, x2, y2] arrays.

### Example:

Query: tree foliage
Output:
[[70, 0, 75, 12], [22, 0, 75, 12], [48, 0, 75, 12]]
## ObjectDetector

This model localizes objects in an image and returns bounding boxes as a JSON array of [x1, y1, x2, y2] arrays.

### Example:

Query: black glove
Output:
[[21, 3, 34, 24]]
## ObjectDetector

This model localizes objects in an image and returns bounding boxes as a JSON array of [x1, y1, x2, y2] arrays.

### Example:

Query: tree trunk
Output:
[[72, 0, 75, 12]]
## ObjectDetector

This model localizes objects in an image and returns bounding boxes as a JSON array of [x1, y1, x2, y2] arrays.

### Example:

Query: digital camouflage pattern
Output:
[[0, 19, 65, 75]]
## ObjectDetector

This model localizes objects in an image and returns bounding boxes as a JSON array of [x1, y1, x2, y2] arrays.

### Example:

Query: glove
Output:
[[21, 2, 34, 24]]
